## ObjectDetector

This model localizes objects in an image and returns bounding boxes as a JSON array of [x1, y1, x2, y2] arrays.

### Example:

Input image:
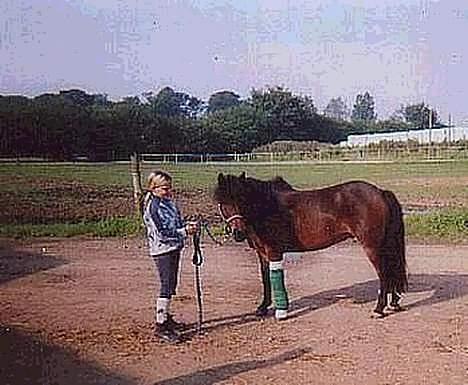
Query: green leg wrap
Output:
[[270, 262, 289, 313]]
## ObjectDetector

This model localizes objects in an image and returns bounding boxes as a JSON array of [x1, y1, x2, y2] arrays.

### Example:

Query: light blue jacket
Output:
[[143, 192, 187, 255]]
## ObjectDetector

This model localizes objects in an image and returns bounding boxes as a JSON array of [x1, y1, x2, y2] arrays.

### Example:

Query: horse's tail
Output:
[[380, 190, 407, 294]]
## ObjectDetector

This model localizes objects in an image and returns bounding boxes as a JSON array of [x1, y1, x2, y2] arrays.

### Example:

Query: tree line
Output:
[[0, 87, 441, 161]]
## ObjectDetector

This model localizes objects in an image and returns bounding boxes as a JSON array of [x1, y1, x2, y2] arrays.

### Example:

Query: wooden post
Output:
[[428, 109, 433, 159], [448, 114, 452, 143], [130, 152, 143, 215]]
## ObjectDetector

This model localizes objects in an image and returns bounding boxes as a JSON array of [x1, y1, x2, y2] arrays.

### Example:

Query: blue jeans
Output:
[[152, 250, 181, 299]]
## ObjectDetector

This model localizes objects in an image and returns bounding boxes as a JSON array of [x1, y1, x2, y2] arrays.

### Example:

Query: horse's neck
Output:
[[275, 190, 298, 209]]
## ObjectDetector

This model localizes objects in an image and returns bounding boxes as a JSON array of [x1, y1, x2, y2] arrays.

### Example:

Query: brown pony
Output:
[[214, 172, 407, 318]]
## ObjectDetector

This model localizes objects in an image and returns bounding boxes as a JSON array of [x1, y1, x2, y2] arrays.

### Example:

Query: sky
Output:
[[1, 0, 468, 122]]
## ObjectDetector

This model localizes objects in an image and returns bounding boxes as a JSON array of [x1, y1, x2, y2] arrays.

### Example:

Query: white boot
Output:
[[156, 297, 170, 324]]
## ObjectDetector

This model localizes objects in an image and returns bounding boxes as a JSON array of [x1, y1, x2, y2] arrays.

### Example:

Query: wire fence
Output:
[[141, 144, 468, 164], [2, 144, 467, 164]]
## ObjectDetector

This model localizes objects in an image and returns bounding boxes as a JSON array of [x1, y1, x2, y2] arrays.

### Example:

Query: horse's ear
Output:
[[218, 173, 225, 185], [239, 172, 246, 181]]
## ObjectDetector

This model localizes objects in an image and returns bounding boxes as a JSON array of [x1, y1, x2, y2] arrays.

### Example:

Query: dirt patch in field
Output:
[[3, 173, 467, 228], [1, 237, 467, 384], [0, 179, 134, 224], [387, 176, 468, 210], [2, 174, 466, 226], [0, 179, 217, 225]]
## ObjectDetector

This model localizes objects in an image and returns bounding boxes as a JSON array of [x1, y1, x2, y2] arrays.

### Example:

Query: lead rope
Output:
[[192, 226, 204, 334], [190, 215, 233, 334], [200, 219, 225, 245]]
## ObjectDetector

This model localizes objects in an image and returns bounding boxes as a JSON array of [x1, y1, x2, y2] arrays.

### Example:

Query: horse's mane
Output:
[[215, 173, 298, 248], [270, 176, 295, 192], [214, 174, 294, 220]]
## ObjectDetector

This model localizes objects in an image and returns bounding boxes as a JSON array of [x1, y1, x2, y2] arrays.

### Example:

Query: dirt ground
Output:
[[1, 236, 467, 385]]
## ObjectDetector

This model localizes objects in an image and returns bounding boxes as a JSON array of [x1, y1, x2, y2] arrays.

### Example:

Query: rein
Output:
[[199, 219, 224, 246]]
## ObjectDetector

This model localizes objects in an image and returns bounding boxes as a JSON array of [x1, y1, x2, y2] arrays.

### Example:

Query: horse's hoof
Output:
[[372, 309, 386, 318], [390, 304, 405, 312], [255, 307, 269, 317]]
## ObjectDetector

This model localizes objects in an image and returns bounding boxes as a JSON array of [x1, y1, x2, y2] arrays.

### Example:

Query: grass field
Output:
[[1, 160, 467, 240], [3, 159, 468, 192]]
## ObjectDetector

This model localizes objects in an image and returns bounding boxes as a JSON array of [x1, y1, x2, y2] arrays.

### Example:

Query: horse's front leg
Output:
[[255, 255, 272, 317], [269, 255, 289, 320]]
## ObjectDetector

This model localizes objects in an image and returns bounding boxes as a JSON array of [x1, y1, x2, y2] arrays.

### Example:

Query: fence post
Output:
[[130, 152, 143, 215]]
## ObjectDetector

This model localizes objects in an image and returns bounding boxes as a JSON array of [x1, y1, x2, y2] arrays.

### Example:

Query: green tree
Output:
[[401, 103, 439, 129], [0, 96, 36, 157], [207, 91, 241, 113], [59, 89, 107, 106], [144, 87, 204, 118], [201, 103, 261, 152], [121, 96, 141, 105], [250, 86, 317, 143], [324, 97, 349, 121], [351, 91, 376, 123]]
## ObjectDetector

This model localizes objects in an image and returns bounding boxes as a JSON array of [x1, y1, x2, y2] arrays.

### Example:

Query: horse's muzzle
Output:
[[233, 229, 247, 242]]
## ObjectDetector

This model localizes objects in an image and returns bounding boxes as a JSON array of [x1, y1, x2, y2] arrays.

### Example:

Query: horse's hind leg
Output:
[[256, 255, 272, 317], [375, 281, 388, 317], [364, 246, 387, 316], [390, 290, 403, 311]]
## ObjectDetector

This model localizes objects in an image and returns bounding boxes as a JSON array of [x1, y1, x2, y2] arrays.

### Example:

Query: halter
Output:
[[218, 203, 244, 224]]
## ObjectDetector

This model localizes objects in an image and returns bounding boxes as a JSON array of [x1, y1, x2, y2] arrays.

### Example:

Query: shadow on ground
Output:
[[287, 272, 468, 320], [0, 241, 67, 285], [152, 347, 313, 385], [189, 272, 468, 335], [0, 326, 136, 385]]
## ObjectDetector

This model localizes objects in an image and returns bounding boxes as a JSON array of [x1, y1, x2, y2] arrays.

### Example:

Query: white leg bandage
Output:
[[269, 261, 283, 270], [269, 261, 289, 320]]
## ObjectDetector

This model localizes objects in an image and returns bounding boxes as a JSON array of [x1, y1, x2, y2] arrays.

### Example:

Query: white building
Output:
[[341, 126, 468, 147]]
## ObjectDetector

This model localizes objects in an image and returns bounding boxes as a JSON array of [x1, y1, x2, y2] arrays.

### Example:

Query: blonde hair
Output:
[[143, 171, 173, 209], [147, 170, 172, 191]]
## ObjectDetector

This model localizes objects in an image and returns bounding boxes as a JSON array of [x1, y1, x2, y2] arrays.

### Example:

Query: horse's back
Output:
[[283, 180, 384, 209], [279, 180, 390, 249], [318, 180, 382, 195]]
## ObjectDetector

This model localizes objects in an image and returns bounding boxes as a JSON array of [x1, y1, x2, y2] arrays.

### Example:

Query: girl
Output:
[[143, 170, 197, 343]]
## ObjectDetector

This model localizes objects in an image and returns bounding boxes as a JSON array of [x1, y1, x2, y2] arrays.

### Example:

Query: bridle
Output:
[[218, 203, 245, 227], [218, 203, 249, 243]]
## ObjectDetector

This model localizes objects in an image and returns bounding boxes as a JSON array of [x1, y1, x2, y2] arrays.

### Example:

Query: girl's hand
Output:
[[185, 221, 198, 235]]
